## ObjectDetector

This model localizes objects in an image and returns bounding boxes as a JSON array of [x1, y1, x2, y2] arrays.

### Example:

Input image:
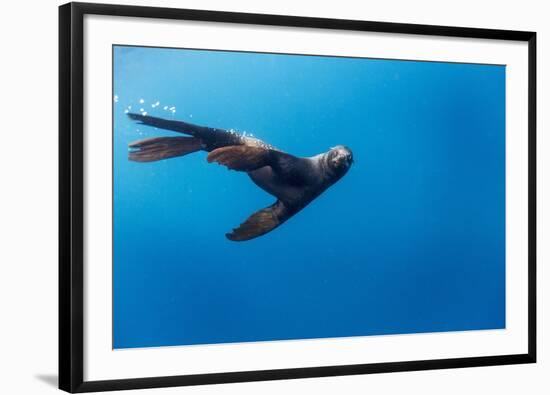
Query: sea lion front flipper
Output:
[[226, 200, 291, 241], [207, 146, 273, 172]]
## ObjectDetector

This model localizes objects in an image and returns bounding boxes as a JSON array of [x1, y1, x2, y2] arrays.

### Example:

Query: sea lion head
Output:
[[325, 145, 353, 178]]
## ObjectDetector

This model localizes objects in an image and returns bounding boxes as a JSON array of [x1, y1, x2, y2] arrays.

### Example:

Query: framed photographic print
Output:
[[59, 2, 537, 393]]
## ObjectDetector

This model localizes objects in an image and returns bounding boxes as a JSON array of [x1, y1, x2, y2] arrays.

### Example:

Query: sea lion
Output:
[[127, 113, 353, 241]]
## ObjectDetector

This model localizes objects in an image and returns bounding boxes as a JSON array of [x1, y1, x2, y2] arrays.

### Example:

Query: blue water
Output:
[[113, 45, 505, 349]]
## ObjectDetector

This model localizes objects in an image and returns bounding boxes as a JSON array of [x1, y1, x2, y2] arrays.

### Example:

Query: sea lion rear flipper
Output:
[[226, 200, 291, 241], [128, 113, 215, 136], [129, 136, 203, 162], [207, 146, 273, 171], [127, 113, 241, 150]]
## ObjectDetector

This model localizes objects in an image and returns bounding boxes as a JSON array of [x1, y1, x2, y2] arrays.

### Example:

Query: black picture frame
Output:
[[59, 2, 537, 393]]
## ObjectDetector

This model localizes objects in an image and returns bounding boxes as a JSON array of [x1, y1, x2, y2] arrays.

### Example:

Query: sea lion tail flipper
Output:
[[226, 201, 291, 241], [207, 146, 273, 172], [128, 136, 203, 162]]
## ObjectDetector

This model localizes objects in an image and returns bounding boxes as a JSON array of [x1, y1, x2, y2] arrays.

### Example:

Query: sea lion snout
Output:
[[328, 145, 354, 170]]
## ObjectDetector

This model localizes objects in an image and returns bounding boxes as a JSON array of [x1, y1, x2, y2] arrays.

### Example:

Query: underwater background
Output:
[[113, 45, 505, 349]]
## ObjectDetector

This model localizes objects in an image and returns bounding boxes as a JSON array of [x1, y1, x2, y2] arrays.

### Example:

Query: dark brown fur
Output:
[[127, 113, 353, 241]]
